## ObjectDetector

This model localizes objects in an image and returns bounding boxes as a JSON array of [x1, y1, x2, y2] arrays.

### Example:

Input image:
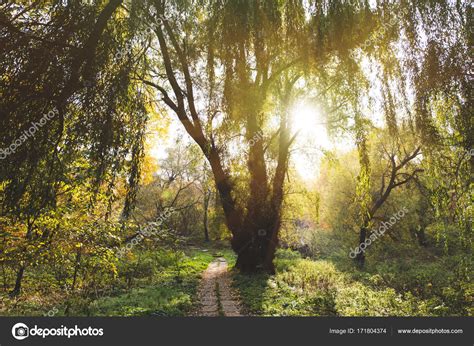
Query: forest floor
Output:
[[1, 246, 468, 317], [194, 257, 242, 317], [232, 248, 471, 317]]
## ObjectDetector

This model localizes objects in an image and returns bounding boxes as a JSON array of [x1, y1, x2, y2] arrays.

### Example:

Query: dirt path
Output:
[[195, 257, 242, 317]]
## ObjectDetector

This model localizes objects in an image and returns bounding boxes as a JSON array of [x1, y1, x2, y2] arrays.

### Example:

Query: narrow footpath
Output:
[[195, 257, 242, 317]]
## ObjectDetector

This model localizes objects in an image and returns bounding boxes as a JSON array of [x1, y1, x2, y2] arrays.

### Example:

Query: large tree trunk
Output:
[[232, 229, 278, 273], [232, 104, 275, 272], [232, 92, 291, 273], [231, 202, 281, 273]]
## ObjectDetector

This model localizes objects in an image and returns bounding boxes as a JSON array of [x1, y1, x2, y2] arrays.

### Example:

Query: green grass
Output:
[[3, 245, 469, 317], [0, 249, 215, 317], [233, 250, 338, 316], [233, 248, 470, 316], [87, 285, 194, 316], [85, 249, 214, 316], [213, 248, 237, 266]]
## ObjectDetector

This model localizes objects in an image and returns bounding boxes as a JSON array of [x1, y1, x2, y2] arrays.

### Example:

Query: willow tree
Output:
[[0, 0, 147, 296], [131, 0, 300, 272], [132, 0, 379, 272], [278, 0, 472, 265], [347, 1, 472, 264]]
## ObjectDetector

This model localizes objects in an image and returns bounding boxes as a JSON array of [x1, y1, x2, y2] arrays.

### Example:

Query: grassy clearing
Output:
[[86, 249, 214, 316], [0, 249, 215, 317], [233, 249, 472, 316]]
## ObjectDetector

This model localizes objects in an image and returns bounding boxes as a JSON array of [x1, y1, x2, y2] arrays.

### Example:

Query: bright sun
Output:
[[290, 101, 331, 181], [290, 102, 328, 144]]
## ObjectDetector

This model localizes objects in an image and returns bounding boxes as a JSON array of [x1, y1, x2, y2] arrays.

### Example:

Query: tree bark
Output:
[[9, 220, 34, 297], [9, 266, 24, 297], [203, 188, 211, 242], [415, 227, 428, 247], [355, 227, 367, 267]]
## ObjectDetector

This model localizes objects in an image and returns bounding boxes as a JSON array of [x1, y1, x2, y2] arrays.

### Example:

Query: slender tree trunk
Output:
[[10, 266, 25, 297], [9, 220, 35, 297], [416, 227, 427, 246], [2, 263, 7, 291], [355, 227, 367, 267], [203, 189, 211, 242], [71, 250, 82, 292], [64, 249, 81, 315]]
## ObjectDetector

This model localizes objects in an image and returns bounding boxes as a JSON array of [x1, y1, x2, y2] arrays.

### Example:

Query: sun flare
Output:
[[289, 101, 331, 181], [290, 102, 330, 147]]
